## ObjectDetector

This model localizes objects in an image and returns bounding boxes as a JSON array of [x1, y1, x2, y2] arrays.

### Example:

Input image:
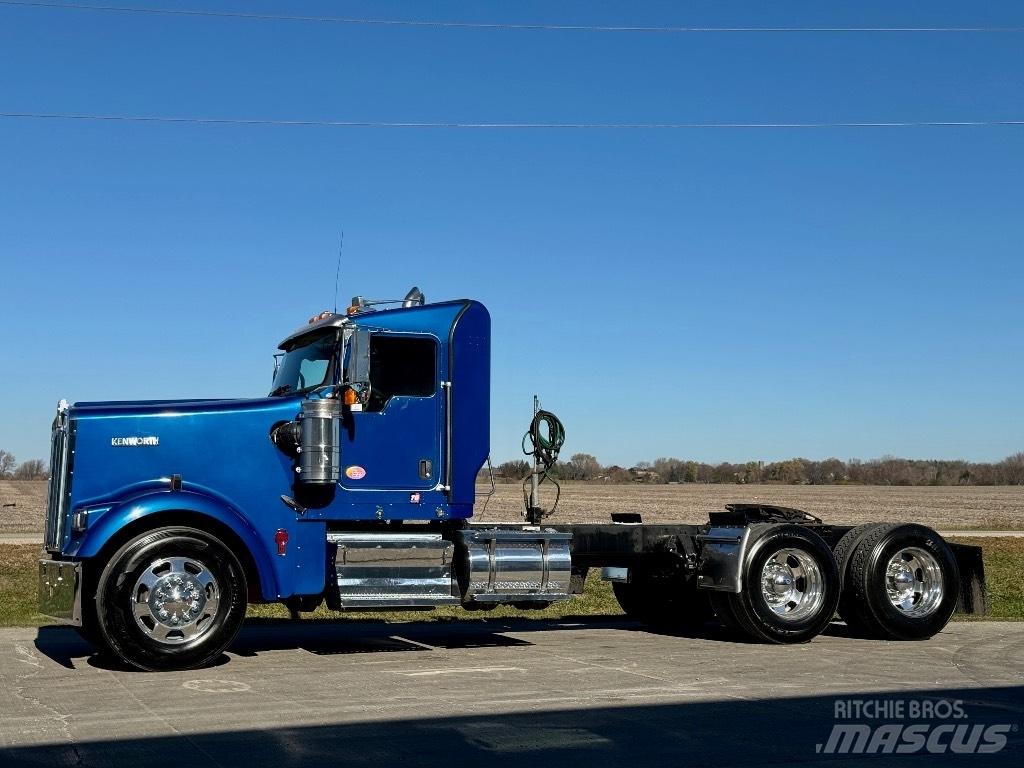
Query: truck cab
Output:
[[38, 290, 577, 669], [270, 295, 490, 517]]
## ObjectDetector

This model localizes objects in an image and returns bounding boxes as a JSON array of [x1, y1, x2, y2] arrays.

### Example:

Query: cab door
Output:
[[338, 333, 442, 491]]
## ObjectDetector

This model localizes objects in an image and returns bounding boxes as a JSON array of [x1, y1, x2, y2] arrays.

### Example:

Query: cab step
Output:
[[325, 532, 460, 609]]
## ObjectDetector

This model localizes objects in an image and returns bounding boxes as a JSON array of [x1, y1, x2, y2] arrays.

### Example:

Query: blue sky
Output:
[[1, 0, 1022, 467]]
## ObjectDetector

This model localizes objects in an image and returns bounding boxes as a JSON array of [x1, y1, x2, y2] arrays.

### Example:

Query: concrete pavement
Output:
[[1, 618, 1021, 767]]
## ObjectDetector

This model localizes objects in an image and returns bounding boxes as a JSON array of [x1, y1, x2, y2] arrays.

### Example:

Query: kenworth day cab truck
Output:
[[38, 288, 986, 670]]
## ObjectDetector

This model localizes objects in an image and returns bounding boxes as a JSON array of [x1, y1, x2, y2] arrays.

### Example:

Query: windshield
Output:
[[271, 331, 337, 396]]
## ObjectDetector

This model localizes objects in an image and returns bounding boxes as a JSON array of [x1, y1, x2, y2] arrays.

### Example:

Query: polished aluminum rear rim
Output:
[[759, 547, 825, 622], [885, 547, 943, 617], [131, 557, 220, 645]]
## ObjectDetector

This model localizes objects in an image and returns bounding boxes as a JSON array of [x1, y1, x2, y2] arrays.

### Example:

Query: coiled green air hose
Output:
[[522, 409, 565, 519]]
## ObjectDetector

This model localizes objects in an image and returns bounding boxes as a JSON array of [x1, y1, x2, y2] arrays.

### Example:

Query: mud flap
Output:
[[949, 542, 986, 615]]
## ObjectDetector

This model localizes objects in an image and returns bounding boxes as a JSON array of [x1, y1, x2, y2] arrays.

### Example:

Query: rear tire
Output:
[[96, 527, 247, 671], [710, 524, 840, 644], [832, 523, 884, 623], [612, 571, 714, 630], [842, 523, 959, 640], [708, 590, 747, 635]]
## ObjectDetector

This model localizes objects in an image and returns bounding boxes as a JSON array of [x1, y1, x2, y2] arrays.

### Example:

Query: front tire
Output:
[[75, 564, 110, 652], [96, 527, 247, 671]]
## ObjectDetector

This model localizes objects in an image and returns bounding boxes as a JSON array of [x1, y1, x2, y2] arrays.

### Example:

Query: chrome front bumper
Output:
[[38, 559, 82, 625]]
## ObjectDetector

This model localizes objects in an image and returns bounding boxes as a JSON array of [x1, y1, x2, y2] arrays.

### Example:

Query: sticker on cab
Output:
[[345, 465, 367, 480]]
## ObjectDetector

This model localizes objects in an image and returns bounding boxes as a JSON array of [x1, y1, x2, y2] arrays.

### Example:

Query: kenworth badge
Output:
[[111, 436, 160, 447]]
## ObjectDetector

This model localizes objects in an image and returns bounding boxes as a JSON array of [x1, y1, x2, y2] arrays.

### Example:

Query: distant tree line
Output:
[[0, 450, 49, 481], [485, 452, 1024, 486], [6, 444, 1023, 486]]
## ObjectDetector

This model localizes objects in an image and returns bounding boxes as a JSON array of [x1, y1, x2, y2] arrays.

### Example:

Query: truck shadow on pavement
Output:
[[34, 616, 643, 670], [34, 616, 913, 671]]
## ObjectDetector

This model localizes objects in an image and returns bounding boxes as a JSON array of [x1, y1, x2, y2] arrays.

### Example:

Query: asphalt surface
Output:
[[1, 619, 1021, 767]]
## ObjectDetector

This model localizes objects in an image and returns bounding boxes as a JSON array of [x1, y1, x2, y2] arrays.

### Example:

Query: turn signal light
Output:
[[343, 388, 359, 406]]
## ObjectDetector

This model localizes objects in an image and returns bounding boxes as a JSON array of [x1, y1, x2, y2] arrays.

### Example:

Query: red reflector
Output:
[[274, 529, 289, 556]]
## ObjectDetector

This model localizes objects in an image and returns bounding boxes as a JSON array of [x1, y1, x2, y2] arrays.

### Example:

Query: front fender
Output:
[[70, 489, 280, 600]]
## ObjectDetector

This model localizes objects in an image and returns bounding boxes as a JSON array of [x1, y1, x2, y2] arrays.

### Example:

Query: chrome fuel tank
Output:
[[454, 528, 572, 604]]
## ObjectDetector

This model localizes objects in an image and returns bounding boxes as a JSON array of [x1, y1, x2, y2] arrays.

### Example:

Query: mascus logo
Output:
[[111, 436, 160, 447], [817, 723, 1012, 755]]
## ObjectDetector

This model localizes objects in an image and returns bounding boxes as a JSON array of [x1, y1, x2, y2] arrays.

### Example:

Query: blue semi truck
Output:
[[38, 288, 985, 670]]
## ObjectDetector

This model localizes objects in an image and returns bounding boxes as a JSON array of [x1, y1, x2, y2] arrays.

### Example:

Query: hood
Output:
[[72, 397, 287, 418]]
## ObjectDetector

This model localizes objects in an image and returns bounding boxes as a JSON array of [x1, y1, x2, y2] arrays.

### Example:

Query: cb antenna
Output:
[[333, 230, 345, 313]]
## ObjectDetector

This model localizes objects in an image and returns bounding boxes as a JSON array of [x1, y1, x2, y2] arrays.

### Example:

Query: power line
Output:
[[2, 112, 1023, 129], [2, 1, 1023, 33]]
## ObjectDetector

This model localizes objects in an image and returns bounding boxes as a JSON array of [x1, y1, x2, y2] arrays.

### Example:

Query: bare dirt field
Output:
[[3, 479, 1023, 534], [475, 481, 1024, 530], [0, 481, 46, 534]]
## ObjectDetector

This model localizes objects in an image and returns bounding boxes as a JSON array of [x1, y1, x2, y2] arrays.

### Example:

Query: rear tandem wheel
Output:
[[612, 570, 714, 631], [837, 523, 959, 640], [709, 523, 841, 644]]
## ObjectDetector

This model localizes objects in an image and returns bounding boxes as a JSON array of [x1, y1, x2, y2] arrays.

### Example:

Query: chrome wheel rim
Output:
[[885, 547, 943, 617], [131, 557, 220, 645], [759, 547, 825, 622]]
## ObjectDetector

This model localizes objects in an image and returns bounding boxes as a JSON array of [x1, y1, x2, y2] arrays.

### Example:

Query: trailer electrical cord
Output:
[[477, 454, 496, 520], [522, 409, 565, 519]]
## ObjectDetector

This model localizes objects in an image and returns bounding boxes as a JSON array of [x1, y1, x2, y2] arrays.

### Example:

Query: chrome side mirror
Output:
[[341, 327, 372, 408], [344, 327, 371, 386]]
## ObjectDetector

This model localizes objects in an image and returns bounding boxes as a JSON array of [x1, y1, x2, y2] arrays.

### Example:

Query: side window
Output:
[[366, 336, 437, 412], [297, 357, 330, 390]]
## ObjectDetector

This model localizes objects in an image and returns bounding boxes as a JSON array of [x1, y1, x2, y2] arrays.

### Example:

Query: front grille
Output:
[[43, 402, 72, 553]]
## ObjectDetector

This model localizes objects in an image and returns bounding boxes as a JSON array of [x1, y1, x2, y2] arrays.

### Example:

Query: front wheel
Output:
[[95, 527, 247, 671]]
